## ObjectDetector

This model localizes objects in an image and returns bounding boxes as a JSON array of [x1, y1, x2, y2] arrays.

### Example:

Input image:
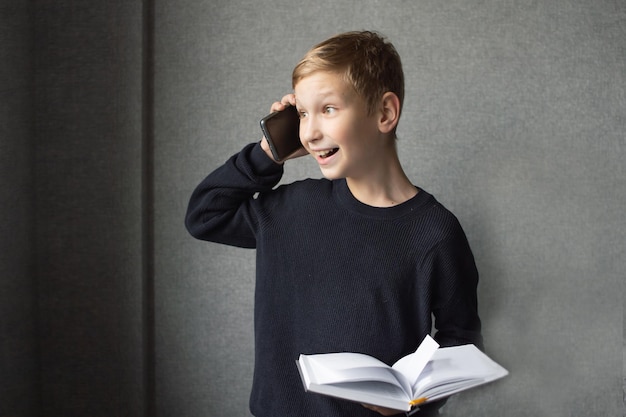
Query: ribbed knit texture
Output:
[[186, 142, 482, 417]]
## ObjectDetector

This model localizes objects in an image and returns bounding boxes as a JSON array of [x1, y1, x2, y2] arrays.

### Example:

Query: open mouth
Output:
[[315, 148, 339, 159]]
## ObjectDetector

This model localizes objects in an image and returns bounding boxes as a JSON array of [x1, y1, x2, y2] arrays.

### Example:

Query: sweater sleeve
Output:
[[427, 222, 484, 350], [185, 142, 284, 248]]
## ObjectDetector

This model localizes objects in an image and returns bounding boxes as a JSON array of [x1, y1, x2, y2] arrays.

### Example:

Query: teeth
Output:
[[315, 149, 337, 158]]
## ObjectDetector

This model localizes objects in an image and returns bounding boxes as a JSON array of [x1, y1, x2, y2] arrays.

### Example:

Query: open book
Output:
[[296, 335, 508, 412]]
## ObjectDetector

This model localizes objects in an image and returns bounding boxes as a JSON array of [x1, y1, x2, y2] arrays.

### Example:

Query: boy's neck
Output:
[[345, 154, 418, 208]]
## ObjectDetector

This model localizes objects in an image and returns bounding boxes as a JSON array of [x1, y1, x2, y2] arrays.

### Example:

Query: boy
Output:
[[186, 31, 483, 416]]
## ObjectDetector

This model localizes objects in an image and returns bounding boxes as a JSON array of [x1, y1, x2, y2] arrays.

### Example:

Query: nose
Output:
[[299, 115, 322, 146]]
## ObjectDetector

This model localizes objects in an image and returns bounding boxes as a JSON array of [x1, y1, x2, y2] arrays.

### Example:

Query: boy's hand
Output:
[[260, 93, 308, 163]]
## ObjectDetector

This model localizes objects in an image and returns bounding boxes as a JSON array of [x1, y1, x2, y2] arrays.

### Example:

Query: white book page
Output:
[[326, 380, 410, 403], [414, 344, 508, 398], [304, 353, 405, 390], [392, 335, 440, 392]]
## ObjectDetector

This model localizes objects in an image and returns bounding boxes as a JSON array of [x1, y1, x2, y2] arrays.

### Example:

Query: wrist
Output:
[[259, 139, 284, 165]]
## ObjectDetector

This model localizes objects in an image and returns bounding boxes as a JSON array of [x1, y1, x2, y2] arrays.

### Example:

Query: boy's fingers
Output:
[[270, 94, 296, 113], [281, 93, 296, 106], [269, 101, 285, 113]]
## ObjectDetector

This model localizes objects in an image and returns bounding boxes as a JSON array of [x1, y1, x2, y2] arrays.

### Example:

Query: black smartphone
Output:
[[260, 105, 303, 162]]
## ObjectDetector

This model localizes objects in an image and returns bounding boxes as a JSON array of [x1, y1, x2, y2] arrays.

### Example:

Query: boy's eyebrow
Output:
[[295, 90, 347, 108]]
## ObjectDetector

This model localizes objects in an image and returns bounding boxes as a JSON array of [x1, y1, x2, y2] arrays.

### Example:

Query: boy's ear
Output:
[[377, 92, 401, 134]]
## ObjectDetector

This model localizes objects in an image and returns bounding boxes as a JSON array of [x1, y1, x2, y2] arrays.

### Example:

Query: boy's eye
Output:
[[324, 106, 336, 114]]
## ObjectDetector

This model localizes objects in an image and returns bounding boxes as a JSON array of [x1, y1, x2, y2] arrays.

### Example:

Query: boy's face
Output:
[[294, 72, 383, 181]]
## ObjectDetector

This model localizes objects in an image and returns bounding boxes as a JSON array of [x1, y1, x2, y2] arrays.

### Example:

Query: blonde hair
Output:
[[292, 31, 404, 117]]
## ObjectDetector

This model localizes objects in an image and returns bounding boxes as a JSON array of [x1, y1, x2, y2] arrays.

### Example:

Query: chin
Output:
[[318, 168, 345, 181]]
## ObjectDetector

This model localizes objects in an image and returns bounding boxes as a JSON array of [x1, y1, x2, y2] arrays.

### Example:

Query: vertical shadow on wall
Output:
[[142, 0, 156, 415]]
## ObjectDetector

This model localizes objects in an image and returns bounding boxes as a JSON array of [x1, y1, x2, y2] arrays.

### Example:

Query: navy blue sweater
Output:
[[185, 143, 483, 417]]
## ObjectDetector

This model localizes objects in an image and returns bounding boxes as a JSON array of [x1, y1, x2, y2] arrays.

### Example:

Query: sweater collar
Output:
[[333, 179, 433, 220]]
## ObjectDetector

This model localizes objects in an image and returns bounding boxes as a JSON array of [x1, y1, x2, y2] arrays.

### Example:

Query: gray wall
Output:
[[1, 1, 624, 417], [159, 1, 625, 416]]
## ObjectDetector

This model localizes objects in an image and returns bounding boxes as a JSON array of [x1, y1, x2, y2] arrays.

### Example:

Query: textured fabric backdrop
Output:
[[161, 1, 624, 416]]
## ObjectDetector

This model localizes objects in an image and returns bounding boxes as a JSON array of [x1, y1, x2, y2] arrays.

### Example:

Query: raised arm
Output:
[[185, 142, 284, 248]]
